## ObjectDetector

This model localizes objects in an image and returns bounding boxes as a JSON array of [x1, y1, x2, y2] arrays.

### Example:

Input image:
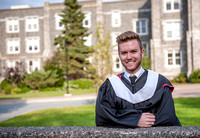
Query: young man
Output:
[[95, 31, 181, 128]]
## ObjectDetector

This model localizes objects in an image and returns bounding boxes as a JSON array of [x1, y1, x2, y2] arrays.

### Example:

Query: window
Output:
[[6, 17, 19, 33], [142, 42, 150, 58], [163, 20, 181, 40], [164, 0, 181, 12], [83, 12, 91, 28], [25, 16, 39, 32], [113, 56, 122, 72], [134, 19, 148, 35], [26, 59, 40, 73], [166, 49, 181, 66], [7, 60, 19, 68], [112, 32, 121, 49], [84, 34, 92, 46], [7, 38, 20, 54], [112, 11, 121, 27], [55, 13, 64, 30], [26, 37, 40, 53]]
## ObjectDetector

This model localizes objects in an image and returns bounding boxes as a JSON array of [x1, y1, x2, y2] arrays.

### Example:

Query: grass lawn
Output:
[[0, 88, 96, 100], [0, 98, 199, 127], [174, 98, 200, 126], [0, 105, 96, 127]]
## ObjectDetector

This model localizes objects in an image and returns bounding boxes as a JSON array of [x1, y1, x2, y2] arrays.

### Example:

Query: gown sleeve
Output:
[[95, 79, 142, 128], [145, 75, 181, 126], [150, 86, 181, 126]]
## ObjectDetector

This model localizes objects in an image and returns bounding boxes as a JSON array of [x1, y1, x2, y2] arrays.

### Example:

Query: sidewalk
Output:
[[0, 83, 199, 105], [0, 93, 97, 105], [173, 83, 200, 98]]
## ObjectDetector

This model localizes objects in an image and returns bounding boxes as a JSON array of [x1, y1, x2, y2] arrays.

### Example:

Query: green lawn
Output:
[[0, 88, 96, 100], [0, 98, 199, 127], [174, 98, 200, 126], [0, 105, 96, 127]]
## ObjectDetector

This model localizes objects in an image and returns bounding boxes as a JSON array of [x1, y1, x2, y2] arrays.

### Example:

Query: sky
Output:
[[0, 0, 124, 10]]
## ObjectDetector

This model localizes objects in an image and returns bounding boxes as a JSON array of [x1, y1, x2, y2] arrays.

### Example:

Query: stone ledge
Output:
[[0, 126, 200, 137]]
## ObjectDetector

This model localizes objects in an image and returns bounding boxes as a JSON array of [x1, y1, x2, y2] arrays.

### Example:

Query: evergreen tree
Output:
[[90, 23, 113, 89], [54, 0, 89, 79]]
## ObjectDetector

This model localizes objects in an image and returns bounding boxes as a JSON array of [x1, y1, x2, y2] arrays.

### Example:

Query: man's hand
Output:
[[137, 113, 155, 128]]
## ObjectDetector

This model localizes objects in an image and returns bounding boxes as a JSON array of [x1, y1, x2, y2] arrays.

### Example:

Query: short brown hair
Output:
[[116, 31, 143, 50]]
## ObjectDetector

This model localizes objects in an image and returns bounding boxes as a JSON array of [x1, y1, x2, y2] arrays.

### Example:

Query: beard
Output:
[[121, 54, 143, 74]]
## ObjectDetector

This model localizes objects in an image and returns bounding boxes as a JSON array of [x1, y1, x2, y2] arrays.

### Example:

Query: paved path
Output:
[[172, 83, 200, 98], [0, 83, 199, 122]]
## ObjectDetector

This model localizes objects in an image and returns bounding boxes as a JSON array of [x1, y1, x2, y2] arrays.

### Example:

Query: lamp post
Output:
[[64, 42, 71, 96]]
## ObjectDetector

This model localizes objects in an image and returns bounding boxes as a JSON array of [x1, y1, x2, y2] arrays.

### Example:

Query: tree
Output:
[[90, 23, 113, 89], [43, 50, 65, 87], [54, 0, 89, 79], [23, 70, 60, 89], [2, 62, 25, 85]]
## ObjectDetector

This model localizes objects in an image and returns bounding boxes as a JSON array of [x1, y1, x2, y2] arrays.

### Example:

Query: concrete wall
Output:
[[0, 126, 200, 137]]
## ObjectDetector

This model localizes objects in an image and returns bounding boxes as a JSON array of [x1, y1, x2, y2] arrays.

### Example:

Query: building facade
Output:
[[0, 0, 199, 80]]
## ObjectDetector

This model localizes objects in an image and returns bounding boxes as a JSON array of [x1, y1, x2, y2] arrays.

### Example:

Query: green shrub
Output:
[[0, 79, 10, 90], [69, 79, 95, 89], [17, 84, 31, 94], [11, 87, 21, 95], [172, 72, 187, 83], [4, 85, 15, 95], [23, 70, 60, 89], [190, 69, 200, 83]]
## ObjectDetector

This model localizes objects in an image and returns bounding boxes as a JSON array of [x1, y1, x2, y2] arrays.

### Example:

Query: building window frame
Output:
[[163, 20, 182, 41], [6, 60, 20, 68], [6, 17, 19, 33], [83, 11, 91, 28], [113, 55, 122, 72], [25, 37, 40, 53], [26, 59, 40, 74], [165, 49, 182, 67], [25, 16, 39, 32], [84, 34, 92, 47], [142, 42, 150, 58], [55, 13, 64, 30], [133, 19, 149, 35], [7, 38, 20, 54], [164, 0, 181, 12], [112, 32, 121, 50], [111, 10, 121, 27]]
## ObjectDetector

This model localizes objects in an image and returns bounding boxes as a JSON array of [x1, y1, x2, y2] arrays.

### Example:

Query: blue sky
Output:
[[0, 0, 124, 10]]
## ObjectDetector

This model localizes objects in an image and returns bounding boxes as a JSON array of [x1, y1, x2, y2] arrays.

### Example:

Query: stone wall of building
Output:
[[0, 0, 199, 80]]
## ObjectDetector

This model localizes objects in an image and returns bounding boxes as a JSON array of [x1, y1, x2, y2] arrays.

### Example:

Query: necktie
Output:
[[129, 75, 137, 92], [129, 75, 137, 85]]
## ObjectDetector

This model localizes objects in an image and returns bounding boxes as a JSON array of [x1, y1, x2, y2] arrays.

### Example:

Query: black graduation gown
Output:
[[95, 70, 181, 128]]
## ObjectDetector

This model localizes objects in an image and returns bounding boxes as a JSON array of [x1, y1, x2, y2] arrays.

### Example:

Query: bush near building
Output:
[[171, 72, 187, 83], [23, 70, 60, 89], [190, 69, 200, 83]]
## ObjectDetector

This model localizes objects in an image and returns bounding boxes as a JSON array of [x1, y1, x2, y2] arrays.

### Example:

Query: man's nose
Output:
[[127, 52, 132, 59]]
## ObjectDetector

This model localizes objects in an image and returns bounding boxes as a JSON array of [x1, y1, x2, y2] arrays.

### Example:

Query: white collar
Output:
[[124, 67, 145, 82]]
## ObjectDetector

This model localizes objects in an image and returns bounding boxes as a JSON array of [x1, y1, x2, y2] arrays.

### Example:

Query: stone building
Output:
[[0, 0, 199, 80]]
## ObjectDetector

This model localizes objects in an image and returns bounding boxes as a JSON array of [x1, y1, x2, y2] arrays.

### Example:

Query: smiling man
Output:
[[95, 31, 181, 128]]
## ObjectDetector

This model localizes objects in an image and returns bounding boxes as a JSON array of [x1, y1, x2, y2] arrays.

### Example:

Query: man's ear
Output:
[[141, 48, 145, 58]]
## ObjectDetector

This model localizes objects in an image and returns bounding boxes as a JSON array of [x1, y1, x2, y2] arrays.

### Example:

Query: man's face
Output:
[[118, 39, 144, 74]]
